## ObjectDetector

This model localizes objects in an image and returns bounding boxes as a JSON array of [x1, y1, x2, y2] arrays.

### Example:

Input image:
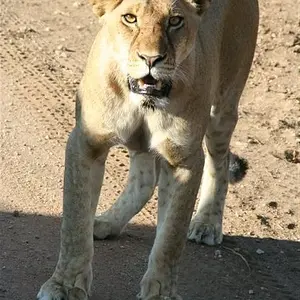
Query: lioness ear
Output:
[[187, 0, 212, 15], [89, 0, 122, 17]]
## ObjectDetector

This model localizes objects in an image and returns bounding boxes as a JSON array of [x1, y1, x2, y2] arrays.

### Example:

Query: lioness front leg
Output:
[[94, 151, 159, 239], [138, 152, 204, 300], [37, 127, 107, 300], [188, 106, 238, 245]]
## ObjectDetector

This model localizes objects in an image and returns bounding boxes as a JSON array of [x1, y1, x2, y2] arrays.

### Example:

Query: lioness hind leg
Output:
[[94, 151, 159, 239], [37, 127, 107, 300], [188, 104, 238, 245]]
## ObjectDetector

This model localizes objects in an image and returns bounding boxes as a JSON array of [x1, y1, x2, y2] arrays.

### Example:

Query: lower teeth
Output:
[[137, 81, 162, 90]]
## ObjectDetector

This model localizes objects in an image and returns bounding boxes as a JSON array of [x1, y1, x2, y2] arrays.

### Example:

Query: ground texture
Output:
[[0, 1, 299, 299]]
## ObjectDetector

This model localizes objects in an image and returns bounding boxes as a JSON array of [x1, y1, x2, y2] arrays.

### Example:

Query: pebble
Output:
[[268, 201, 278, 209], [12, 210, 20, 217], [249, 289, 254, 295], [287, 223, 296, 229], [256, 248, 265, 255], [73, 1, 83, 8], [214, 249, 222, 258]]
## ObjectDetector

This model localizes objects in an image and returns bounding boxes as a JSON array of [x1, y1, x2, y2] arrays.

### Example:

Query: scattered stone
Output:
[[214, 249, 222, 258], [12, 210, 20, 217], [248, 289, 254, 295], [268, 201, 278, 209], [256, 248, 265, 255], [284, 149, 300, 163], [247, 136, 263, 145], [285, 209, 294, 216], [73, 1, 83, 8], [292, 34, 300, 47], [294, 45, 300, 53], [257, 214, 271, 227], [287, 223, 296, 230]]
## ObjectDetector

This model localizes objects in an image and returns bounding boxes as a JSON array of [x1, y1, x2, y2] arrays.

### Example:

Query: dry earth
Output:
[[0, 1, 299, 300]]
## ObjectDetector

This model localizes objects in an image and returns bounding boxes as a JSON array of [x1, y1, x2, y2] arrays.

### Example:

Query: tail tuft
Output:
[[229, 153, 249, 184]]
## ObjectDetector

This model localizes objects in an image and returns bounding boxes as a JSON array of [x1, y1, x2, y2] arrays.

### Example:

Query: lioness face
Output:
[[102, 0, 203, 107]]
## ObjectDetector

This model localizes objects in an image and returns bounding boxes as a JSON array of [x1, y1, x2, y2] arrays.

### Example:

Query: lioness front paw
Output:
[[37, 268, 91, 300], [138, 276, 182, 300], [93, 213, 121, 240], [37, 279, 67, 300], [37, 281, 87, 300], [137, 296, 182, 300], [188, 217, 223, 245]]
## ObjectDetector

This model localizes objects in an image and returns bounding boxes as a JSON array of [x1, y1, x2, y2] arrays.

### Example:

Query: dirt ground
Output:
[[0, 1, 299, 299]]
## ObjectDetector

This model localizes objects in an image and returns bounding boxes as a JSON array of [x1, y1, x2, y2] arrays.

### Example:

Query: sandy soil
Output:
[[0, 1, 299, 299]]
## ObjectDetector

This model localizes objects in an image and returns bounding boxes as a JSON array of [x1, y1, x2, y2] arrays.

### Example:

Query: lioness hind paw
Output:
[[93, 214, 121, 240]]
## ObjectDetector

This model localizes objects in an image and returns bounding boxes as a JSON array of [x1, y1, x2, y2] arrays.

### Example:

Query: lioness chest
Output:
[[113, 108, 191, 164]]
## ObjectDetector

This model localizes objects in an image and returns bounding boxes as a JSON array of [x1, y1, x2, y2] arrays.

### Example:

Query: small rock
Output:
[[257, 214, 271, 227], [248, 289, 254, 295], [73, 1, 83, 8], [268, 201, 278, 209], [214, 249, 222, 258], [12, 210, 20, 217], [256, 248, 265, 255], [247, 136, 261, 144], [284, 149, 300, 163], [287, 223, 296, 230], [60, 52, 68, 58]]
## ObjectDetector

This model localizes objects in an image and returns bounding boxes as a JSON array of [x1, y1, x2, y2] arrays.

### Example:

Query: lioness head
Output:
[[89, 0, 211, 108]]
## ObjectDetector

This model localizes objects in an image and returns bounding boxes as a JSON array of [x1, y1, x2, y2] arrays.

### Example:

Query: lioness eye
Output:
[[169, 16, 184, 27], [122, 14, 137, 24]]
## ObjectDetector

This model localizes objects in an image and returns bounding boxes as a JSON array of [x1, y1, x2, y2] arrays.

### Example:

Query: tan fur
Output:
[[37, 1, 259, 299]]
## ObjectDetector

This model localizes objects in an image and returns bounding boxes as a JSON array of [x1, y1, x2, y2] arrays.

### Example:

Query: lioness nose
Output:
[[137, 53, 166, 68]]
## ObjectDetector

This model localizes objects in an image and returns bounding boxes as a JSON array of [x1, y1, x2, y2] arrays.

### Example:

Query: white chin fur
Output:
[[129, 92, 169, 109]]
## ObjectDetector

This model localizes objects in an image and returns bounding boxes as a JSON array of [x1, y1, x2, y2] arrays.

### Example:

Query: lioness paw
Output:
[[188, 218, 223, 245], [37, 269, 91, 300], [37, 280, 67, 300], [137, 294, 182, 300], [37, 281, 88, 300], [138, 275, 182, 300], [93, 214, 121, 240]]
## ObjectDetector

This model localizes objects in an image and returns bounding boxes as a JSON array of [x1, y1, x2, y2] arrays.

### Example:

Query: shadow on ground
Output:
[[0, 212, 299, 300]]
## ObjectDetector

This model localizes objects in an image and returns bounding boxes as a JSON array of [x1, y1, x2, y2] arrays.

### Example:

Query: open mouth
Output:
[[128, 75, 172, 98]]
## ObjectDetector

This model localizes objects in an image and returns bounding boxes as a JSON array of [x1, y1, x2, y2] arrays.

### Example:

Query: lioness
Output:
[[37, 0, 259, 299]]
